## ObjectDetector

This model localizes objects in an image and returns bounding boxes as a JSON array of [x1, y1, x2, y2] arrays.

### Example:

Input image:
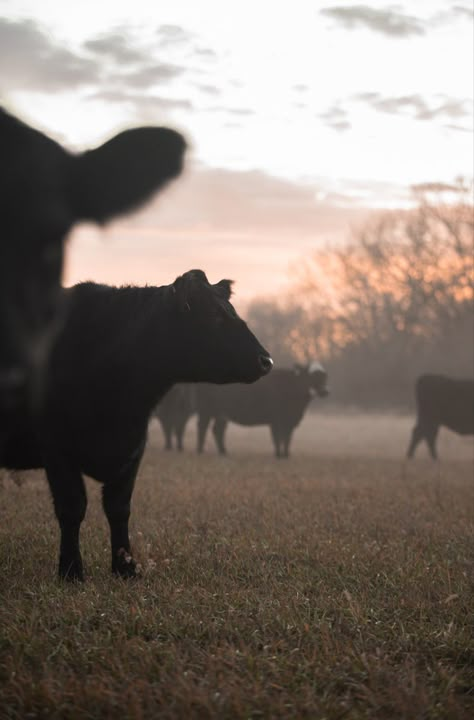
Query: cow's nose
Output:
[[259, 354, 273, 375]]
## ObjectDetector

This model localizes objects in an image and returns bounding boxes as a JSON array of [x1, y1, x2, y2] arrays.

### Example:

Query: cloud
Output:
[[205, 105, 255, 117], [83, 33, 148, 64], [411, 182, 461, 193], [87, 89, 193, 114], [83, 30, 186, 89], [354, 92, 471, 121], [319, 104, 351, 131], [195, 83, 220, 96], [425, 99, 471, 120], [0, 20, 186, 99], [65, 167, 409, 300], [452, 5, 474, 20], [157, 24, 190, 46], [120, 165, 400, 235], [194, 47, 217, 59], [444, 123, 473, 133], [320, 5, 425, 37], [0, 18, 99, 93], [113, 63, 185, 88]]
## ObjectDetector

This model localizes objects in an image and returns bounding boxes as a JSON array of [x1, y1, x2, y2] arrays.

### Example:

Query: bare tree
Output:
[[248, 185, 473, 407]]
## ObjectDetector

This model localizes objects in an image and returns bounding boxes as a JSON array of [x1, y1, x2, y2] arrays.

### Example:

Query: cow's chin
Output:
[[240, 370, 268, 384], [205, 367, 266, 385]]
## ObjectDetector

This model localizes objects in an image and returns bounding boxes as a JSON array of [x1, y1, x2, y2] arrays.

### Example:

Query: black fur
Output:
[[0, 106, 186, 412], [0, 270, 272, 580], [407, 374, 474, 459], [196, 364, 328, 458]]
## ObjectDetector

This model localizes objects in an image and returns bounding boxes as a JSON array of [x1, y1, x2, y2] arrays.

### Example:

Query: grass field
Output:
[[1, 412, 473, 719]]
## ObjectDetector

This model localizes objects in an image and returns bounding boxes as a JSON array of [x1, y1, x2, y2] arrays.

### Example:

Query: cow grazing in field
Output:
[[0, 270, 272, 581], [0, 106, 186, 412], [154, 384, 196, 451], [196, 362, 329, 458], [406, 374, 474, 459]]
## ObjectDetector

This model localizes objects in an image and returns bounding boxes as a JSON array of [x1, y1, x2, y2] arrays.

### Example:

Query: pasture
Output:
[[1, 412, 473, 719]]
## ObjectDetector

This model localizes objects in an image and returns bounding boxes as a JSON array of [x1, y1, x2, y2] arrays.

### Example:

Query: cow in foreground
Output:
[[0, 106, 186, 412], [196, 362, 329, 458], [154, 385, 196, 451], [0, 270, 272, 580], [406, 374, 474, 459]]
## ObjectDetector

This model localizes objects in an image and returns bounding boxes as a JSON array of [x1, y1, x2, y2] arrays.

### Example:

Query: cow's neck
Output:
[[113, 286, 188, 414]]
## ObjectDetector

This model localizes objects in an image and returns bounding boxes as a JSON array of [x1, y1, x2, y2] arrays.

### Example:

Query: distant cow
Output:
[[0, 106, 186, 411], [154, 385, 196, 450], [0, 270, 272, 581], [406, 374, 474, 459], [196, 362, 329, 458]]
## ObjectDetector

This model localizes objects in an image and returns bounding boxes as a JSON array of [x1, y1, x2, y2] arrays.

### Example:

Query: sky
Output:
[[1, 0, 473, 301]]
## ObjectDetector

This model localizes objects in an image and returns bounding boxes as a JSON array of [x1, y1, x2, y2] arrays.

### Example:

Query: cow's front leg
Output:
[[270, 424, 282, 458], [212, 416, 228, 455], [197, 413, 211, 453], [46, 465, 87, 581], [282, 428, 294, 458], [407, 423, 423, 459], [102, 460, 140, 578]]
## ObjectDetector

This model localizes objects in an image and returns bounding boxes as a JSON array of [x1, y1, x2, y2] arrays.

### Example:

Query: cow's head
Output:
[[171, 270, 273, 384], [0, 107, 186, 411], [294, 361, 329, 397]]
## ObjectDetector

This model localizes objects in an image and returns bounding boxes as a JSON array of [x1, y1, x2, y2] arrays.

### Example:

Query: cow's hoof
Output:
[[58, 557, 84, 582], [113, 548, 138, 579]]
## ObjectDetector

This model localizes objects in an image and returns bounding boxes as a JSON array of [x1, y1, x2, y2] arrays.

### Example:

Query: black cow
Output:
[[196, 362, 329, 457], [154, 385, 196, 451], [0, 270, 272, 580], [0, 106, 186, 411], [406, 374, 474, 459]]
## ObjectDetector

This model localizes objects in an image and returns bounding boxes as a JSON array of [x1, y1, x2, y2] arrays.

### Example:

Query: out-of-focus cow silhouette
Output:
[[0, 106, 186, 412], [0, 270, 273, 581], [154, 384, 196, 450], [196, 362, 329, 458], [406, 374, 474, 459]]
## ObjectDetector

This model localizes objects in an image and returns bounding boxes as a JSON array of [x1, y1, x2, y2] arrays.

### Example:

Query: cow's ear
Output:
[[216, 279, 233, 300], [172, 275, 192, 312], [72, 127, 186, 223]]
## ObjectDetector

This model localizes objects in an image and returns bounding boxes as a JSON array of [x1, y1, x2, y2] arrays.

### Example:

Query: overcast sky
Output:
[[1, 0, 472, 300]]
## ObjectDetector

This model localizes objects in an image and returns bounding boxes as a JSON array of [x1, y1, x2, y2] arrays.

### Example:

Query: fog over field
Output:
[[149, 408, 474, 462]]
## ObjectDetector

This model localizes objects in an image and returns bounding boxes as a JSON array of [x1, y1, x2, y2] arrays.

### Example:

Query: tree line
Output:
[[246, 181, 474, 408]]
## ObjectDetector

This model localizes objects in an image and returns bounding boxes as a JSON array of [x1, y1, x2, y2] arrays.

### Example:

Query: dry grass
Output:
[[179, 407, 474, 461], [1, 413, 473, 719]]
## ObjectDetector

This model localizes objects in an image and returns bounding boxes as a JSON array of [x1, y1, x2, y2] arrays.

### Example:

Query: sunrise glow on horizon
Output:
[[1, 0, 472, 299]]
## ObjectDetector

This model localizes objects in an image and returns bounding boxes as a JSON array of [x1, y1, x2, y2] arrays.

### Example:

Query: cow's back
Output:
[[196, 369, 309, 427], [416, 374, 474, 435]]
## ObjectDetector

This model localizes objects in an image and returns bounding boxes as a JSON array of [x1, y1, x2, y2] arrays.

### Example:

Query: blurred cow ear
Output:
[[293, 363, 305, 376], [216, 279, 233, 300]]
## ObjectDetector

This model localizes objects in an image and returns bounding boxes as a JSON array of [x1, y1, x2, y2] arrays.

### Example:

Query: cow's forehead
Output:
[[308, 360, 325, 374]]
